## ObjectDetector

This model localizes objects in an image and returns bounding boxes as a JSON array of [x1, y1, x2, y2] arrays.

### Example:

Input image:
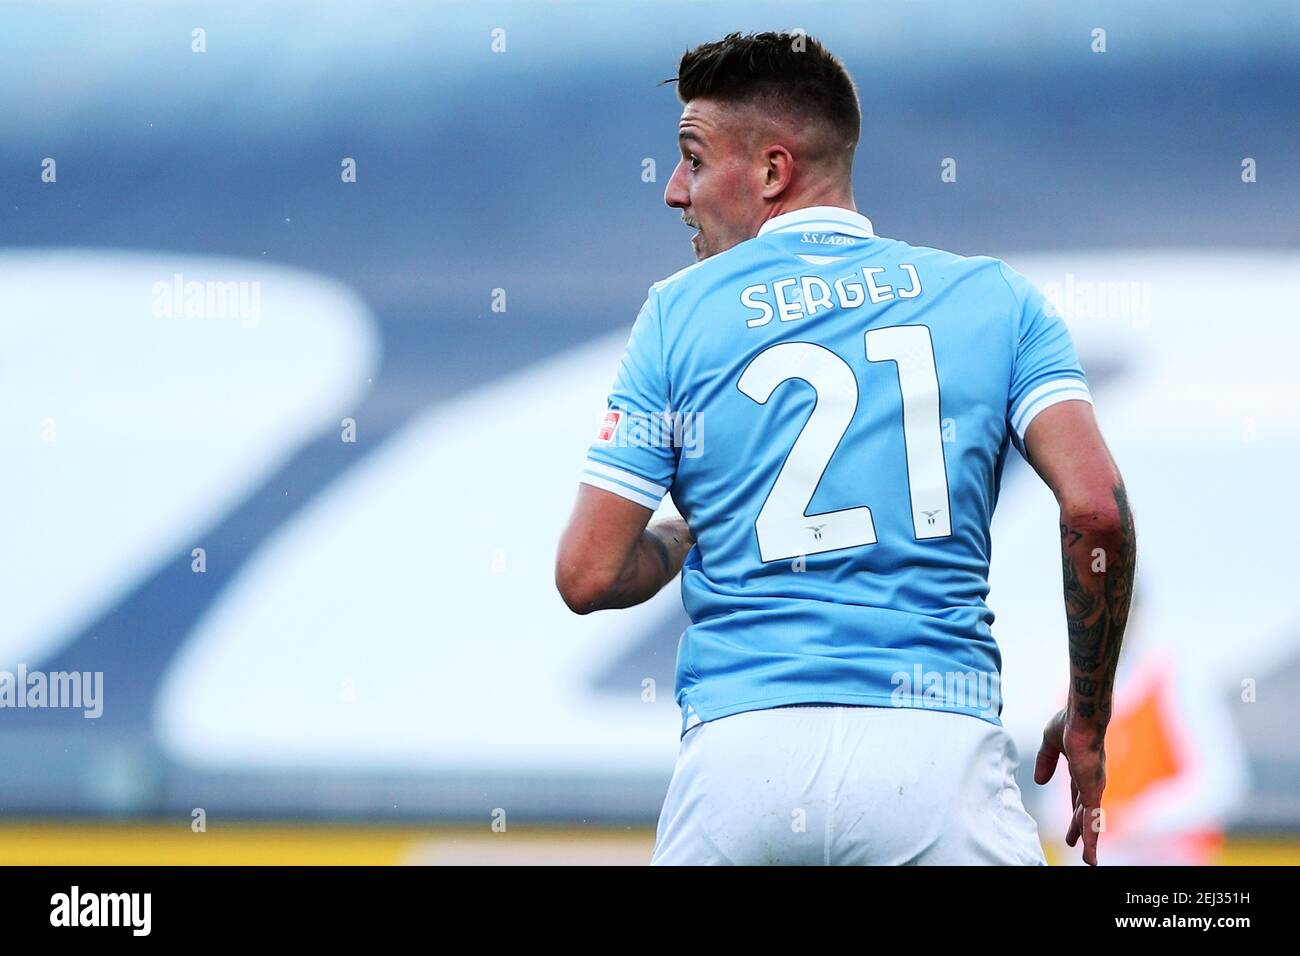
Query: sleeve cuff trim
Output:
[[580, 474, 662, 510], [583, 460, 667, 498], [1011, 380, 1093, 439]]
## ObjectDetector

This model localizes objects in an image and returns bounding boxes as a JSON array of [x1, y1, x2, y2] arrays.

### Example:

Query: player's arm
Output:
[[555, 484, 694, 614], [560, 286, 686, 614], [1024, 399, 1135, 735], [1023, 398, 1136, 864]]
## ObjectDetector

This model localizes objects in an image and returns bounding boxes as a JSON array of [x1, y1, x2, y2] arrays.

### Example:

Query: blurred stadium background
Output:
[[2, 0, 1298, 864]]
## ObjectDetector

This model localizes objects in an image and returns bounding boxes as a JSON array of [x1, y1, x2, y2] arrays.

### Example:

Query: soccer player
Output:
[[555, 31, 1135, 865]]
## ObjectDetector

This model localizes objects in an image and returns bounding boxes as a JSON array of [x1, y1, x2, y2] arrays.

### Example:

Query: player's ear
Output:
[[760, 145, 794, 198]]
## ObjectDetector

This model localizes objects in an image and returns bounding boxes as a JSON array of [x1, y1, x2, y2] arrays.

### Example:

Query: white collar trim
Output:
[[757, 205, 874, 239]]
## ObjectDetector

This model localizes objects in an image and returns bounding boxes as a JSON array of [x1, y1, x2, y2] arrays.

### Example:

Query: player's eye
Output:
[[689, 154, 701, 171]]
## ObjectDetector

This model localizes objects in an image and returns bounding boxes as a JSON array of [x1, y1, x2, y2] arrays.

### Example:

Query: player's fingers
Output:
[[1033, 745, 1059, 785], [1076, 776, 1105, 813], [1075, 769, 1105, 862], [1065, 779, 1082, 846], [1082, 806, 1100, 865], [1066, 800, 1083, 847], [1034, 713, 1064, 784]]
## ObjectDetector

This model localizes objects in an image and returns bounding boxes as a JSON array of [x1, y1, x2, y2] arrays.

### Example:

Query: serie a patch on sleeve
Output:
[[596, 409, 621, 442]]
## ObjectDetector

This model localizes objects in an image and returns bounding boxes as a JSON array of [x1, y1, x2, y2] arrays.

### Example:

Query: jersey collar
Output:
[[756, 205, 875, 239]]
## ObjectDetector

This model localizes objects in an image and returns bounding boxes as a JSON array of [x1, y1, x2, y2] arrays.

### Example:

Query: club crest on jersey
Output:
[[596, 410, 622, 442]]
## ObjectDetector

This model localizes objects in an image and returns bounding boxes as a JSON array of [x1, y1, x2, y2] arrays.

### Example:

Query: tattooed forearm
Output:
[[1061, 483, 1135, 738]]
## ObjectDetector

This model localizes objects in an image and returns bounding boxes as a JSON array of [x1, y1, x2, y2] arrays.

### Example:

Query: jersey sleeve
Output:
[[1001, 262, 1093, 457], [579, 289, 678, 510]]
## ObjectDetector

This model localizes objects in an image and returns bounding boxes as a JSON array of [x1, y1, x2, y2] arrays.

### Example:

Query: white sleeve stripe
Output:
[[579, 473, 662, 510], [1011, 379, 1090, 431], [582, 460, 667, 498], [1013, 388, 1094, 439], [1010, 378, 1091, 427]]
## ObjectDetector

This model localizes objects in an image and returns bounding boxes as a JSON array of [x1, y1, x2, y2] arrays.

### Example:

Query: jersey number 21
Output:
[[738, 325, 952, 562]]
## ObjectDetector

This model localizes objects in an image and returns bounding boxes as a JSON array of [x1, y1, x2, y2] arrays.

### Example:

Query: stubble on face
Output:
[[675, 103, 711, 259], [675, 99, 768, 261]]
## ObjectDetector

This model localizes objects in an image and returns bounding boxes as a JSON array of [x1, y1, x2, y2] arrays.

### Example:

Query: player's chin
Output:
[[690, 231, 708, 259]]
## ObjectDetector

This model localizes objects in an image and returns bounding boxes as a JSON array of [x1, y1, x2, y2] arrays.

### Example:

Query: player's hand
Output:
[[1033, 708, 1107, 865], [649, 516, 695, 550]]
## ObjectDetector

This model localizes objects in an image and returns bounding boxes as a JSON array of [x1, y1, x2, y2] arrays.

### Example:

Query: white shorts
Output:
[[650, 704, 1046, 865]]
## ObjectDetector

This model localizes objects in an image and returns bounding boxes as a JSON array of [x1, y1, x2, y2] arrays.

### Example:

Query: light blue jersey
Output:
[[579, 206, 1091, 737]]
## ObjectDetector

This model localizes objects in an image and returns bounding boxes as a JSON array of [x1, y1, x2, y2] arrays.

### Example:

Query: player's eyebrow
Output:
[[678, 130, 706, 149]]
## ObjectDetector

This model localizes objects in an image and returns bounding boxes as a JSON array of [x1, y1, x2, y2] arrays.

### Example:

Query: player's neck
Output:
[[759, 194, 859, 229]]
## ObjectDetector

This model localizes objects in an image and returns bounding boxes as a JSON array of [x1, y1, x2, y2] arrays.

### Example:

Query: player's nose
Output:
[[664, 160, 689, 209]]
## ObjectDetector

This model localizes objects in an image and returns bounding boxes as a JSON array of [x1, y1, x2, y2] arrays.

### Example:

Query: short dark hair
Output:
[[670, 31, 861, 159]]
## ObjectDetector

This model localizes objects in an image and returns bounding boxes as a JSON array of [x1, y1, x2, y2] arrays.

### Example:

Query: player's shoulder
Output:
[[640, 241, 766, 337], [876, 235, 1016, 285], [649, 257, 712, 295], [648, 240, 758, 298], [882, 237, 1041, 320]]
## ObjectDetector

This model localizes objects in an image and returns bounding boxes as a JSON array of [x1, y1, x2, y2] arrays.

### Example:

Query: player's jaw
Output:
[[681, 213, 706, 259], [684, 212, 754, 261], [667, 165, 763, 260], [675, 203, 750, 261]]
